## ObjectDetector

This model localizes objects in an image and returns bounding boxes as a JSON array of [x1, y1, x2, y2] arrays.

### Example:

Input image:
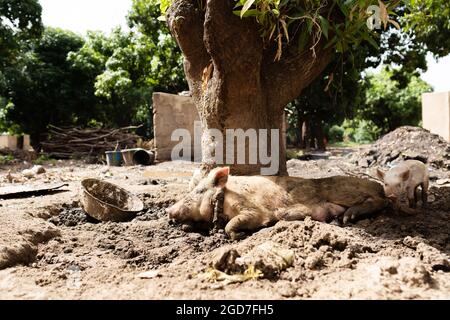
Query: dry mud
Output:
[[0, 147, 449, 299]]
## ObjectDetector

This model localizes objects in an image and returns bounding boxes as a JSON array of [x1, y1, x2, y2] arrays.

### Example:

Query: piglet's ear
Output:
[[213, 167, 229, 189], [401, 170, 410, 181], [376, 168, 385, 180]]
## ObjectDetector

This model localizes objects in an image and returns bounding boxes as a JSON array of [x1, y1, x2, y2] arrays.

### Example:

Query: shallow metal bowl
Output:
[[80, 179, 143, 222]]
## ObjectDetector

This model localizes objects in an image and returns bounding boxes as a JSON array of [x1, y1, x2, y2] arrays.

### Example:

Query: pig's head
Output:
[[376, 168, 410, 202], [166, 167, 229, 224]]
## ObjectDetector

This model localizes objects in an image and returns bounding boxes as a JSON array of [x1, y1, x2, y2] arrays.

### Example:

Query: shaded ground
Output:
[[0, 129, 449, 299]]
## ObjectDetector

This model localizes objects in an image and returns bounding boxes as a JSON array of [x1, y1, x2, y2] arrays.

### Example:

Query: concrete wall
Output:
[[422, 91, 450, 142], [0, 134, 32, 150], [153, 92, 201, 161], [0, 135, 16, 149]]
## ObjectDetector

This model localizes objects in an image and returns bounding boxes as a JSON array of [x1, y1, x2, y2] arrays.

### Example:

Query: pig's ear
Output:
[[213, 167, 229, 189], [376, 168, 385, 180], [401, 170, 410, 181]]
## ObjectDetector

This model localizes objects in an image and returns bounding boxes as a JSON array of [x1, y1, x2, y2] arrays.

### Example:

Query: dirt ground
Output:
[[0, 133, 449, 299]]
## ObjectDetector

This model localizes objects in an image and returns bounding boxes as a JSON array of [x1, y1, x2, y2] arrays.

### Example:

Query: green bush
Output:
[[328, 125, 344, 143], [0, 154, 14, 165], [33, 154, 55, 165], [342, 119, 381, 144]]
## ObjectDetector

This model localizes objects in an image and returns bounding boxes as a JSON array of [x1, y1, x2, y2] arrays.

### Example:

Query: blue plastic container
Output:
[[105, 151, 123, 166]]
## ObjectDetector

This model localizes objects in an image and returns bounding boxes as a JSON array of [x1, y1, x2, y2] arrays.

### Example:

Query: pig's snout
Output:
[[383, 186, 399, 201], [386, 194, 398, 201], [166, 202, 189, 223], [166, 205, 179, 222]]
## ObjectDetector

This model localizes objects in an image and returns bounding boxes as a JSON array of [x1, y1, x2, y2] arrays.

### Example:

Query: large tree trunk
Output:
[[167, 0, 331, 175], [311, 121, 327, 151], [296, 115, 305, 148], [301, 118, 311, 151]]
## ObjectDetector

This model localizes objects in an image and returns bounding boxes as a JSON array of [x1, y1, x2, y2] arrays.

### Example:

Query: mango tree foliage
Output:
[[69, 24, 187, 137], [1, 28, 101, 146], [67, 1, 187, 136], [357, 68, 432, 134], [285, 51, 367, 148], [0, 0, 43, 66], [402, 0, 450, 58], [0, 0, 43, 104], [80, 0, 188, 136], [127, 0, 186, 92]]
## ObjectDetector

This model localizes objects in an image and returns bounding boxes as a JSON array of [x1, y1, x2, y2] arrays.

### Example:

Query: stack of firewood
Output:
[[40, 125, 141, 159]]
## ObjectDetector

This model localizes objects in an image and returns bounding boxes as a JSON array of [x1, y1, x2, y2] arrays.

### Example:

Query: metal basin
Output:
[[80, 179, 143, 222]]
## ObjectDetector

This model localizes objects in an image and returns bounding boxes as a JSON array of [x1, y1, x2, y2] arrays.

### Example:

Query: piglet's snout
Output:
[[166, 206, 176, 220], [386, 194, 398, 201], [166, 202, 188, 224]]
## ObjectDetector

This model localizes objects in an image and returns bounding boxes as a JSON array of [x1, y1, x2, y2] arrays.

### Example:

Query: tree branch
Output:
[[203, 0, 263, 73], [166, 0, 210, 98], [263, 44, 333, 111]]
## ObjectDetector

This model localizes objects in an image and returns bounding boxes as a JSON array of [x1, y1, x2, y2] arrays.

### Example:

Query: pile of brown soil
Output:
[[350, 126, 450, 169]]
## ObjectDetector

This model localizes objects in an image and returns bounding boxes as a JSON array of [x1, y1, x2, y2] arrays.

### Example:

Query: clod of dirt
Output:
[[211, 247, 242, 274], [0, 225, 60, 270], [276, 281, 298, 298], [137, 270, 160, 279], [351, 126, 450, 169], [0, 241, 37, 270], [376, 257, 434, 288], [139, 179, 166, 186], [19, 226, 61, 245], [304, 253, 324, 270], [48, 207, 97, 227], [210, 241, 294, 279], [403, 236, 427, 249], [22, 165, 46, 178], [133, 206, 166, 221], [416, 243, 450, 272]]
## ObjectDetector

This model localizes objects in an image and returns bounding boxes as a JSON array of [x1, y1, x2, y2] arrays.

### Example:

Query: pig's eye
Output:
[[195, 187, 207, 194]]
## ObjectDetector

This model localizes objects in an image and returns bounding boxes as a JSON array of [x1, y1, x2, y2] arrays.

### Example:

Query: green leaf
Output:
[[233, 9, 259, 17], [336, 0, 349, 16], [318, 15, 330, 39], [160, 0, 171, 15], [361, 32, 379, 49], [240, 0, 256, 18], [298, 26, 309, 51], [306, 19, 313, 34], [324, 36, 338, 49]]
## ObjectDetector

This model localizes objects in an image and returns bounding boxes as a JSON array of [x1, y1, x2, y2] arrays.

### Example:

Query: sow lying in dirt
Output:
[[167, 167, 389, 240]]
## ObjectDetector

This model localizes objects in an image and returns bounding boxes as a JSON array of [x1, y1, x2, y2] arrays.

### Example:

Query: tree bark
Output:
[[302, 118, 311, 151], [167, 0, 331, 176], [296, 115, 304, 148], [312, 121, 327, 151]]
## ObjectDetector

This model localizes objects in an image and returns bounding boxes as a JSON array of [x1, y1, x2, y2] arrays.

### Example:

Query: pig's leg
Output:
[[325, 203, 347, 217], [406, 186, 416, 209], [342, 197, 388, 224], [414, 186, 420, 205], [311, 203, 346, 222], [275, 204, 313, 221], [311, 205, 329, 222], [224, 211, 267, 240], [421, 181, 428, 207]]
